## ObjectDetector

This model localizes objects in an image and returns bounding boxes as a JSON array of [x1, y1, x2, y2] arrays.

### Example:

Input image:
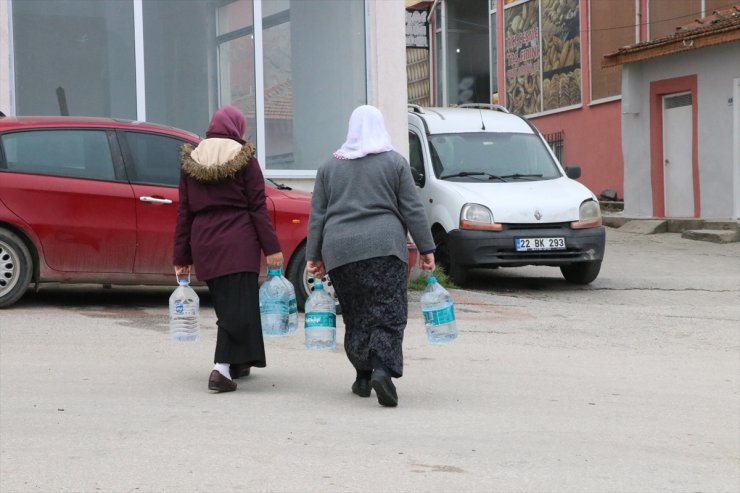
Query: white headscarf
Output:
[[333, 105, 395, 160]]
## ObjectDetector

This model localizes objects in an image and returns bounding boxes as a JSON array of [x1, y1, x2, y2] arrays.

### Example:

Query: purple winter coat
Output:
[[173, 140, 281, 281]]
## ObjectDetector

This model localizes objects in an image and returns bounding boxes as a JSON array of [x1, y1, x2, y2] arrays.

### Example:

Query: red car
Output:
[[0, 116, 417, 309]]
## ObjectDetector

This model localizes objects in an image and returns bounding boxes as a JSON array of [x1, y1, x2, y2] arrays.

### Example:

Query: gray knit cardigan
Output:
[[306, 150, 435, 272]]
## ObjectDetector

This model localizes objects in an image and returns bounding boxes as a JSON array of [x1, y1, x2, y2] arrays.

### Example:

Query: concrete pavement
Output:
[[1, 228, 739, 492]]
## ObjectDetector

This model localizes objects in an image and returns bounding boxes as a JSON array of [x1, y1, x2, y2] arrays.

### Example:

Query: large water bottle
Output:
[[169, 276, 200, 342], [304, 279, 336, 350], [420, 276, 458, 344], [259, 266, 291, 336], [280, 271, 298, 333]]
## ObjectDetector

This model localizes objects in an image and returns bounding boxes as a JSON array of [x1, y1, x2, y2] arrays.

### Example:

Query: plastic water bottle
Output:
[[280, 271, 298, 333], [169, 277, 200, 342], [259, 266, 291, 336], [304, 279, 336, 350], [420, 276, 458, 344]]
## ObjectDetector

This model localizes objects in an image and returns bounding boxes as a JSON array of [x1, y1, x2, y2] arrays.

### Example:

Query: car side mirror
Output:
[[565, 165, 581, 179]]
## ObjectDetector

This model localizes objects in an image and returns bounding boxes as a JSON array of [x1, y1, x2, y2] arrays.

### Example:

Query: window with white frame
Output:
[[10, 0, 367, 174]]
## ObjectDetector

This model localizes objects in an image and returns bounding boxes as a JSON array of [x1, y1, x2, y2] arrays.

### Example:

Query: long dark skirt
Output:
[[328, 256, 408, 378], [206, 272, 266, 368]]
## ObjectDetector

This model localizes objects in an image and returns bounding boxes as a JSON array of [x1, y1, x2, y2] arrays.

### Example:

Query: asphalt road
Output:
[[1, 228, 738, 493]]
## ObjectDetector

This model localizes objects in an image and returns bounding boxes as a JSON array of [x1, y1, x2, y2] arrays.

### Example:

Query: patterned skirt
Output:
[[328, 256, 408, 378]]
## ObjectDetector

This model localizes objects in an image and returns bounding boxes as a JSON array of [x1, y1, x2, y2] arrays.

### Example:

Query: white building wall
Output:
[[621, 42, 740, 218], [367, 0, 409, 160]]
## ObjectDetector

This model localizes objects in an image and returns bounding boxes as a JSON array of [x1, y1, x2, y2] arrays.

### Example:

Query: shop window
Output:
[[216, 0, 257, 143], [445, 0, 490, 105], [144, 0, 219, 137], [489, 9, 499, 103], [12, 0, 136, 118], [261, 0, 366, 172], [590, 0, 636, 101]]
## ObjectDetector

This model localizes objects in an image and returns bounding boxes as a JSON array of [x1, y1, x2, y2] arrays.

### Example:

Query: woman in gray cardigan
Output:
[[306, 105, 435, 407]]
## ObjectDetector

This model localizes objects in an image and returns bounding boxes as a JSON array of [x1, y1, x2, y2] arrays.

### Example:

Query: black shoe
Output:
[[352, 377, 371, 397], [229, 364, 251, 379], [208, 370, 237, 392], [370, 368, 398, 407]]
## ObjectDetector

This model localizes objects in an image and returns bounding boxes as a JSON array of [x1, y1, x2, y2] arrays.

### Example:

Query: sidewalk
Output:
[[602, 213, 740, 243]]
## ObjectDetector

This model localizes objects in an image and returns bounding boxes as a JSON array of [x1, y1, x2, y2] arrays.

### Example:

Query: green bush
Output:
[[408, 267, 457, 291]]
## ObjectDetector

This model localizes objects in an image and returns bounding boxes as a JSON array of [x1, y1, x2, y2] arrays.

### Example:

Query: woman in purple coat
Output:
[[173, 106, 283, 393]]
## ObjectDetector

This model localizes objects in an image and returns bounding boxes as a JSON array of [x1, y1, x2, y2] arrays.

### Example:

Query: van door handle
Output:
[[139, 196, 173, 204]]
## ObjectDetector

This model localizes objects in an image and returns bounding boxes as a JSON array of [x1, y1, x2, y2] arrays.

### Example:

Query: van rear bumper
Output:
[[447, 226, 605, 268]]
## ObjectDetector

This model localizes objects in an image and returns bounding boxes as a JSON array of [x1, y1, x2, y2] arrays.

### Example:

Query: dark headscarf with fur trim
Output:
[[206, 105, 247, 144]]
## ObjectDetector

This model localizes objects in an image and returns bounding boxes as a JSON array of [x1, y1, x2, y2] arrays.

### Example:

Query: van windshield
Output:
[[428, 132, 561, 182]]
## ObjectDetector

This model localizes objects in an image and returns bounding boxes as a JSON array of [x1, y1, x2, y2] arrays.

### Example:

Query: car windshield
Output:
[[428, 132, 561, 182]]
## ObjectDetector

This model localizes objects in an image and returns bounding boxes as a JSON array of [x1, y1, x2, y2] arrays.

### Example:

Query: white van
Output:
[[407, 104, 605, 285]]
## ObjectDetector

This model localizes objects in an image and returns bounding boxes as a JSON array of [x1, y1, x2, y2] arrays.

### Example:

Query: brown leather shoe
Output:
[[208, 370, 237, 392], [229, 364, 251, 379]]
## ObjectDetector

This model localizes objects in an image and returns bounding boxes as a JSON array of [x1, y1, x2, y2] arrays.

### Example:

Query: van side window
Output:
[[408, 131, 425, 187]]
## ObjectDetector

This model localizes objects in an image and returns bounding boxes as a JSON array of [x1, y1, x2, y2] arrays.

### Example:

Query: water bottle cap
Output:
[[427, 276, 437, 284], [313, 281, 323, 290], [178, 278, 190, 286], [267, 266, 282, 276]]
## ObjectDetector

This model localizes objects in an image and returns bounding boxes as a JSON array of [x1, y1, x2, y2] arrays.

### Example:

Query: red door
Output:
[[0, 129, 136, 273], [121, 130, 189, 276]]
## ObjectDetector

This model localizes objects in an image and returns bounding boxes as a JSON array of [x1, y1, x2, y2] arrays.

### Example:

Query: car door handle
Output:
[[139, 196, 173, 204]]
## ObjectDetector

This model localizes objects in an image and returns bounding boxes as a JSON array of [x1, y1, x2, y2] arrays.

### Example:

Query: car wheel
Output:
[[0, 229, 34, 308], [433, 229, 468, 285], [560, 260, 601, 285], [286, 243, 340, 313]]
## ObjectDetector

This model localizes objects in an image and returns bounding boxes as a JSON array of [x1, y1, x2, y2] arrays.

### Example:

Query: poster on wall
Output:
[[504, 0, 541, 115], [406, 9, 429, 48], [541, 0, 581, 110], [503, 0, 581, 115]]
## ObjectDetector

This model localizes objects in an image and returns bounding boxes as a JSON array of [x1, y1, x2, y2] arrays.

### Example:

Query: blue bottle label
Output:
[[305, 312, 336, 328], [423, 304, 455, 326], [262, 300, 288, 315]]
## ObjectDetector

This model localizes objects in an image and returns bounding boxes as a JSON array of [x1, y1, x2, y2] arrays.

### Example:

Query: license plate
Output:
[[515, 237, 566, 251]]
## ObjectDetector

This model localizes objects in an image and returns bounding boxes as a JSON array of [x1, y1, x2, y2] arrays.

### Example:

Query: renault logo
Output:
[[534, 210, 542, 220]]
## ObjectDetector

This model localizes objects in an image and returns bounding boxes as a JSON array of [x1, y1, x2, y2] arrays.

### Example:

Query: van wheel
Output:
[[0, 228, 34, 308], [433, 229, 468, 285], [560, 261, 601, 285]]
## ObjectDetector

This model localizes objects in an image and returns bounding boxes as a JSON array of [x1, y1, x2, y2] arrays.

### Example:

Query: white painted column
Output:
[[366, 0, 409, 159], [133, 0, 146, 121]]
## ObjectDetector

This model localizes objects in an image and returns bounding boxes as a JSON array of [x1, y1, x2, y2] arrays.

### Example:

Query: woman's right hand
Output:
[[266, 252, 284, 269], [307, 260, 326, 278], [174, 264, 192, 276], [420, 253, 435, 272]]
